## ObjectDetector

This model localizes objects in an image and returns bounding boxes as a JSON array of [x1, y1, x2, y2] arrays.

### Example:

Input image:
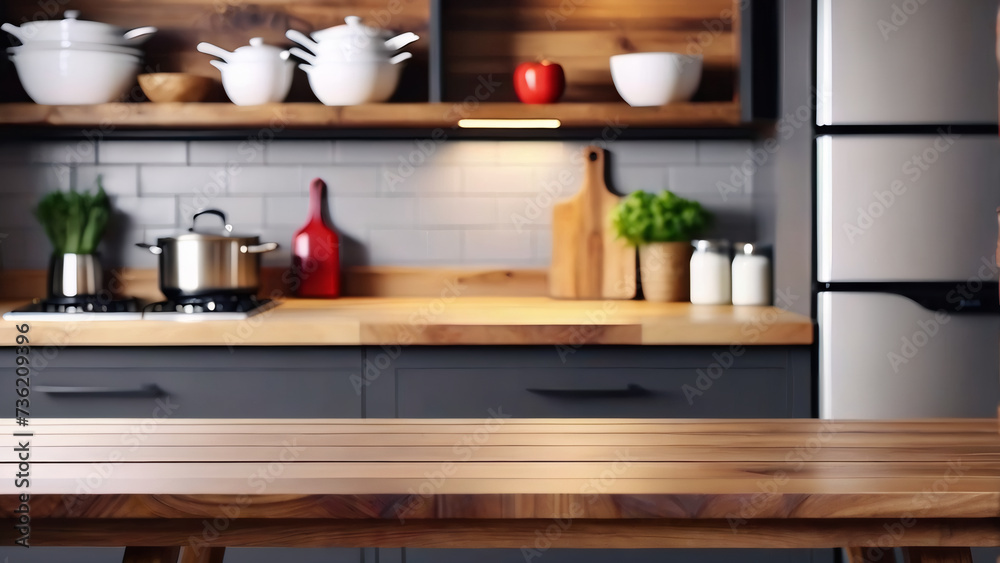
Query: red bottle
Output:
[[292, 178, 340, 297]]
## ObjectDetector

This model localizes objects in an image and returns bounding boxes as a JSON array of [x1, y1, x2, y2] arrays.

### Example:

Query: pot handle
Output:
[[135, 243, 162, 255], [190, 208, 233, 233], [240, 242, 279, 254]]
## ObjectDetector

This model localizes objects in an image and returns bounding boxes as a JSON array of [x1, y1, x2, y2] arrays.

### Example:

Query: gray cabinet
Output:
[[1, 347, 363, 418], [365, 345, 830, 563], [364, 346, 812, 418], [0, 346, 364, 563]]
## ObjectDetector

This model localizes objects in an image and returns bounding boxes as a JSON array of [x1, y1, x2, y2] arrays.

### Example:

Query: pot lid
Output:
[[161, 209, 260, 241], [7, 41, 143, 56], [311, 16, 392, 45], [231, 37, 289, 62]]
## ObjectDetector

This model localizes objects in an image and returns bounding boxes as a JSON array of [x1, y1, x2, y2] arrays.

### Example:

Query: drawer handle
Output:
[[36, 384, 166, 398], [526, 384, 654, 399]]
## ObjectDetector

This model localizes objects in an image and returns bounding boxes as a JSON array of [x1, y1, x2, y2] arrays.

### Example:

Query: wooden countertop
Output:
[[2, 417, 998, 521], [0, 297, 813, 346]]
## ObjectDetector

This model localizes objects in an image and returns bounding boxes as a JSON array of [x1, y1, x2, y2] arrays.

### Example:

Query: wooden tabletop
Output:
[[2, 418, 997, 522], [0, 297, 813, 346]]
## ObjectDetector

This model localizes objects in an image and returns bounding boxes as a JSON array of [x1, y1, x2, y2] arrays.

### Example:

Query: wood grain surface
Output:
[[549, 146, 636, 300], [0, 418, 998, 521], [0, 295, 813, 346], [0, 0, 431, 104], [441, 0, 740, 103], [0, 101, 743, 128]]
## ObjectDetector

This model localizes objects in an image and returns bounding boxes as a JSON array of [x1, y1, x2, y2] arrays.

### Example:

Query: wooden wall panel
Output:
[[442, 0, 740, 103], [1, 0, 431, 102]]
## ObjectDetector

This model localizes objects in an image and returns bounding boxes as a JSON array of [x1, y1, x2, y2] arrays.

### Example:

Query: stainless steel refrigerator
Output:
[[816, 0, 1000, 419]]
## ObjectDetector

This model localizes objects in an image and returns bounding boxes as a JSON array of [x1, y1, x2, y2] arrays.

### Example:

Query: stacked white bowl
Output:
[[286, 16, 418, 106], [2, 11, 156, 105]]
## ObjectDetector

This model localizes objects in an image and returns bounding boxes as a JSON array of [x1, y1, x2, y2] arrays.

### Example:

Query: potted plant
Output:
[[34, 180, 111, 298], [611, 190, 712, 302]]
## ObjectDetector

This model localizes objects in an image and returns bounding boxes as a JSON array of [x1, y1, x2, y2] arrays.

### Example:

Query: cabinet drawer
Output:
[[1, 347, 362, 418], [382, 346, 806, 419]]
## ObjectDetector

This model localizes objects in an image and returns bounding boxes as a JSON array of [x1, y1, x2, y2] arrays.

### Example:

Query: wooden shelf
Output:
[[0, 101, 742, 130]]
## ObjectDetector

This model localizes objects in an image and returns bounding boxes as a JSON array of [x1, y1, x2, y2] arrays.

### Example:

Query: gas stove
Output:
[[3, 295, 278, 321], [143, 294, 278, 321], [3, 296, 143, 321]]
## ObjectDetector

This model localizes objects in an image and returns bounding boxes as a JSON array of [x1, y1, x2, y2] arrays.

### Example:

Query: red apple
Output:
[[513, 61, 566, 104]]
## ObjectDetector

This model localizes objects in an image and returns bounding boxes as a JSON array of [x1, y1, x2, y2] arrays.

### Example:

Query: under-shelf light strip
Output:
[[457, 119, 562, 129]]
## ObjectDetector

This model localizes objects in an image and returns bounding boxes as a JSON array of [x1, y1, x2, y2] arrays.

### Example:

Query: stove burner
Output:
[[37, 296, 140, 314], [145, 294, 272, 314]]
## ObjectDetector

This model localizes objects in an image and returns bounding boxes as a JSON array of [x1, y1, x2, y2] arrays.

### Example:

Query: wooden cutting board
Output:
[[549, 146, 636, 299]]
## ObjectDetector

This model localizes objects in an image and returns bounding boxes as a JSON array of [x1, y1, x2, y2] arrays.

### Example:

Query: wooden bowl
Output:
[[138, 73, 215, 103]]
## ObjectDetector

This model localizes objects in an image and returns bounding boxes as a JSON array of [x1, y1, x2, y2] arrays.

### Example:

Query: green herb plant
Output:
[[611, 190, 712, 246], [34, 177, 111, 255]]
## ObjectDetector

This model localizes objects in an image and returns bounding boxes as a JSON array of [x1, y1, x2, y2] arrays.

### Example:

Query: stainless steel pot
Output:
[[136, 209, 278, 298], [48, 253, 103, 298]]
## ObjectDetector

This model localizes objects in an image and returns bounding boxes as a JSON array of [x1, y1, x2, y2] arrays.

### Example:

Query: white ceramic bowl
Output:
[[610, 52, 702, 107], [211, 59, 295, 106], [8, 47, 141, 104], [301, 60, 402, 105]]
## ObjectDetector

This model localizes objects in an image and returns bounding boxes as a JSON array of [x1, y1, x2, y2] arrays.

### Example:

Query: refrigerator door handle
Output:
[[818, 282, 1000, 314]]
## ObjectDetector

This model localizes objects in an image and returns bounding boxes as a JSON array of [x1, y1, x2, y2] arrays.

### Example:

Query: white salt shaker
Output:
[[690, 240, 731, 305], [732, 242, 770, 306]]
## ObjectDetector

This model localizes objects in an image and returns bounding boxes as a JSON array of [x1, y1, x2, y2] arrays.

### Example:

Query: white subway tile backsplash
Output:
[[463, 229, 534, 262], [264, 196, 310, 226], [189, 141, 265, 165], [76, 165, 137, 196], [228, 166, 301, 194], [335, 141, 423, 163], [669, 165, 752, 198], [462, 166, 534, 193], [114, 196, 177, 227], [612, 166, 667, 194], [369, 229, 461, 264], [177, 197, 263, 228], [0, 139, 764, 270], [697, 140, 754, 164], [0, 142, 96, 165], [0, 165, 71, 193], [0, 226, 52, 270], [496, 197, 551, 230], [379, 164, 460, 194], [608, 141, 698, 165], [266, 141, 335, 164], [0, 195, 40, 228], [301, 166, 378, 195], [333, 197, 417, 231], [497, 141, 580, 165], [140, 166, 227, 195], [418, 197, 495, 226], [100, 141, 187, 164], [434, 142, 499, 164]]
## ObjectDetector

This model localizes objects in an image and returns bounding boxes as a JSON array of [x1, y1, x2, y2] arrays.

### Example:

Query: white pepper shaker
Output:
[[732, 242, 770, 306], [690, 240, 731, 305]]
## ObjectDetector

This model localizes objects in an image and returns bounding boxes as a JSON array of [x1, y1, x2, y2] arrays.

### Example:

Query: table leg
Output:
[[901, 547, 973, 563], [846, 547, 898, 562], [122, 547, 180, 563], [122, 546, 225, 563], [177, 547, 226, 563]]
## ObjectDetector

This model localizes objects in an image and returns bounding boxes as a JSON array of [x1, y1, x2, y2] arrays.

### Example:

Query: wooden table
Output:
[[1, 418, 998, 563]]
